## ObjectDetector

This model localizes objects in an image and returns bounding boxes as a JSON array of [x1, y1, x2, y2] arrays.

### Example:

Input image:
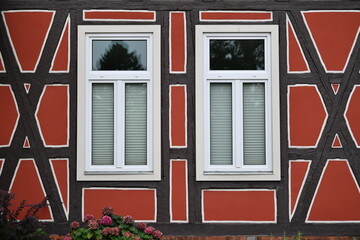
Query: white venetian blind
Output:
[[125, 83, 147, 165], [210, 83, 233, 165], [243, 83, 266, 165], [91, 83, 115, 165]]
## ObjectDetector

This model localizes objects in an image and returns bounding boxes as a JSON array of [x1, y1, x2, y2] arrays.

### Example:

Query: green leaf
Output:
[[129, 226, 136, 232], [87, 231, 94, 239]]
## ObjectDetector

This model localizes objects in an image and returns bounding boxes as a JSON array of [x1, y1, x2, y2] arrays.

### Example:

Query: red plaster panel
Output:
[[289, 160, 311, 220], [0, 52, 5, 72], [50, 159, 69, 218], [50, 15, 70, 72], [0, 159, 4, 176], [287, 17, 310, 73], [24, 83, 31, 94], [23, 136, 30, 148], [170, 85, 187, 147], [288, 85, 327, 147], [332, 134, 342, 148], [307, 160, 360, 222], [9, 159, 52, 220], [83, 10, 156, 21], [200, 11, 272, 21], [170, 160, 188, 222], [345, 85, 360, 147], [170, 12, 186, 73], [2, 11, 54, 72], [331, 84, 340, 95], [203, 190, 276, 222], [303, 11, 360, 72], [0, 85, 19, 147], [36, 85, 68, 147], [83, 188, 156, 221]]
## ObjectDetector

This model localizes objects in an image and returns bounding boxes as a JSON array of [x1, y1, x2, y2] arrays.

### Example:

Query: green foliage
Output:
[[66, 207, 163, 240], [0, 190, 48, 240]]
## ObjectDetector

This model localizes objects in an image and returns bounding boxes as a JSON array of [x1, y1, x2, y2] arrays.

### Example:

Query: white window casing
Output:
[[195, 25, 280, 181], [77, 25, 161, 181]]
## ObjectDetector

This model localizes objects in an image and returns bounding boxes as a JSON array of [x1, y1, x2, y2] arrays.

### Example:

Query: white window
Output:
[[77, 25, 161, 181], [195, 25, 280, 181]]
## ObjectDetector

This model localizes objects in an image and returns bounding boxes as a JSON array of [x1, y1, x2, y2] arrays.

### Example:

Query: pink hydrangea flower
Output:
[[137, 222, 147, 230], [88, 219, 99, 229], [108, 227, 120, 236], [102, 206, 114, 216], [70, 221, 80, 229], [63, 237, 73, 240], [84, 214, 95, 222], [123, 231, 134, 238], [144, 226, 155, 234], [133, 237, 142, 240], [123, 215, 134, 224], [102, 227, 110, 236], [100, 215, 112, 225], [152, 230, 163, 239]]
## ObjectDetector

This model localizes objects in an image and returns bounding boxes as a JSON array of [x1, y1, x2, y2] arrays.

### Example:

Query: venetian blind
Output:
[[91, 83, 115, 165], [210, 83, 233, 165]]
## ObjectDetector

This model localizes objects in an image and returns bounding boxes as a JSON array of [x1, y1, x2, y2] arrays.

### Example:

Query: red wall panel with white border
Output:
[[288, 85, 328, 148], [200, 11, 272, 21], [170, 12, 186, 73], [170, 159, 188, 222], [345, 85, 360, 147], [9, 159, 53, 221], [35, 85, 69, 147], [83, 10, 156, 21], [50, 15, 70, 73], [169, 85, 187, 148], [2, 10, 54, 73], [202, 189, 276, 222], [83, 188, 157, 222], [0, 52, 5, 72], [0, 85, 19, 147], [307, 159, 360, 222]]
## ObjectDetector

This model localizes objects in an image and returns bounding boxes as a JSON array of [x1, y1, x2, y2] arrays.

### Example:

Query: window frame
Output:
[[195, 25, 280, 181], [77, 25, 161, 181]]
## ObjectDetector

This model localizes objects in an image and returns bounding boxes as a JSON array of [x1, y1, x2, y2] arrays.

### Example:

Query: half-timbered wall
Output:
[[0, 0, 359, 236]]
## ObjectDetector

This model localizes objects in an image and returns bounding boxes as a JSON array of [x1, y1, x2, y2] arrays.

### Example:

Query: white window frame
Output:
[[196, 25, 280, 181], [77, 25, 161, 181]]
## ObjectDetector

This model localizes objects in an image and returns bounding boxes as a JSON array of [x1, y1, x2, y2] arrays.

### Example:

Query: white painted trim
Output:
[[301, 10, 360, 73], [331, 134, 343, 148], [9, 159, 54, 222], [82, 187, 157, 222], [199, 11, 273, 22], [23, 136, 30, 148], [169, 11, 187, 74], [288, 160, 311, 221], [201, 189, 277, 223], [35, 84, 69, 147], [169, 159, 189, 223], [0, 84, 20, 148], [287, 84, 328, 148], [169, 85, 188, 148], [195, 25, 280, 181], [306, 159, 360, 223], [0, 51, 6, 73], [1, 10, 55, 73], [286, 14, 310, 74], [77, 25, 161, 181], [49, 158, 69, 220], [50, 14, 70, 73], [344, 85, 360, 148], [83, 9, 156, 22], [0, 159, 5, 176]]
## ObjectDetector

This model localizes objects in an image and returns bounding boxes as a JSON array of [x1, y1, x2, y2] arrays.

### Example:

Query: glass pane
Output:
[[243, 83, 266, 165], [125, 83, 147, 165], [210, 83, 233, 165], [210, 39, 264, 70], [92, 83, 114, 165], [92, 40, 147, 71]]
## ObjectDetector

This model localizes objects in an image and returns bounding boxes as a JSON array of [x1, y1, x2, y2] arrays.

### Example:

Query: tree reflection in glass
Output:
[[92, 40, 147, 71], [210, 39, 264, 70]]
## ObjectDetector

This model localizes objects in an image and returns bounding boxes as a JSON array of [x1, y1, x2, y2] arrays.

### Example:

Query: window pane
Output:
[[243, 83, 266, 165], [92, 40, 147, 71], [125, 83, 147, 165], [92, 83, 114, 165], [210, 39, 264, 70], [210, 83, 233, 165]]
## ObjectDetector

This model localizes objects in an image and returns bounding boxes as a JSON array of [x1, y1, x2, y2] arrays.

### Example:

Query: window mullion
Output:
[[234, 81, 243, 169], [116, 81, 124, 169]]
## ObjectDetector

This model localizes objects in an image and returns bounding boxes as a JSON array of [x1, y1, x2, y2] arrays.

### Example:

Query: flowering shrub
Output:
[[66, 206, 163, 240]]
